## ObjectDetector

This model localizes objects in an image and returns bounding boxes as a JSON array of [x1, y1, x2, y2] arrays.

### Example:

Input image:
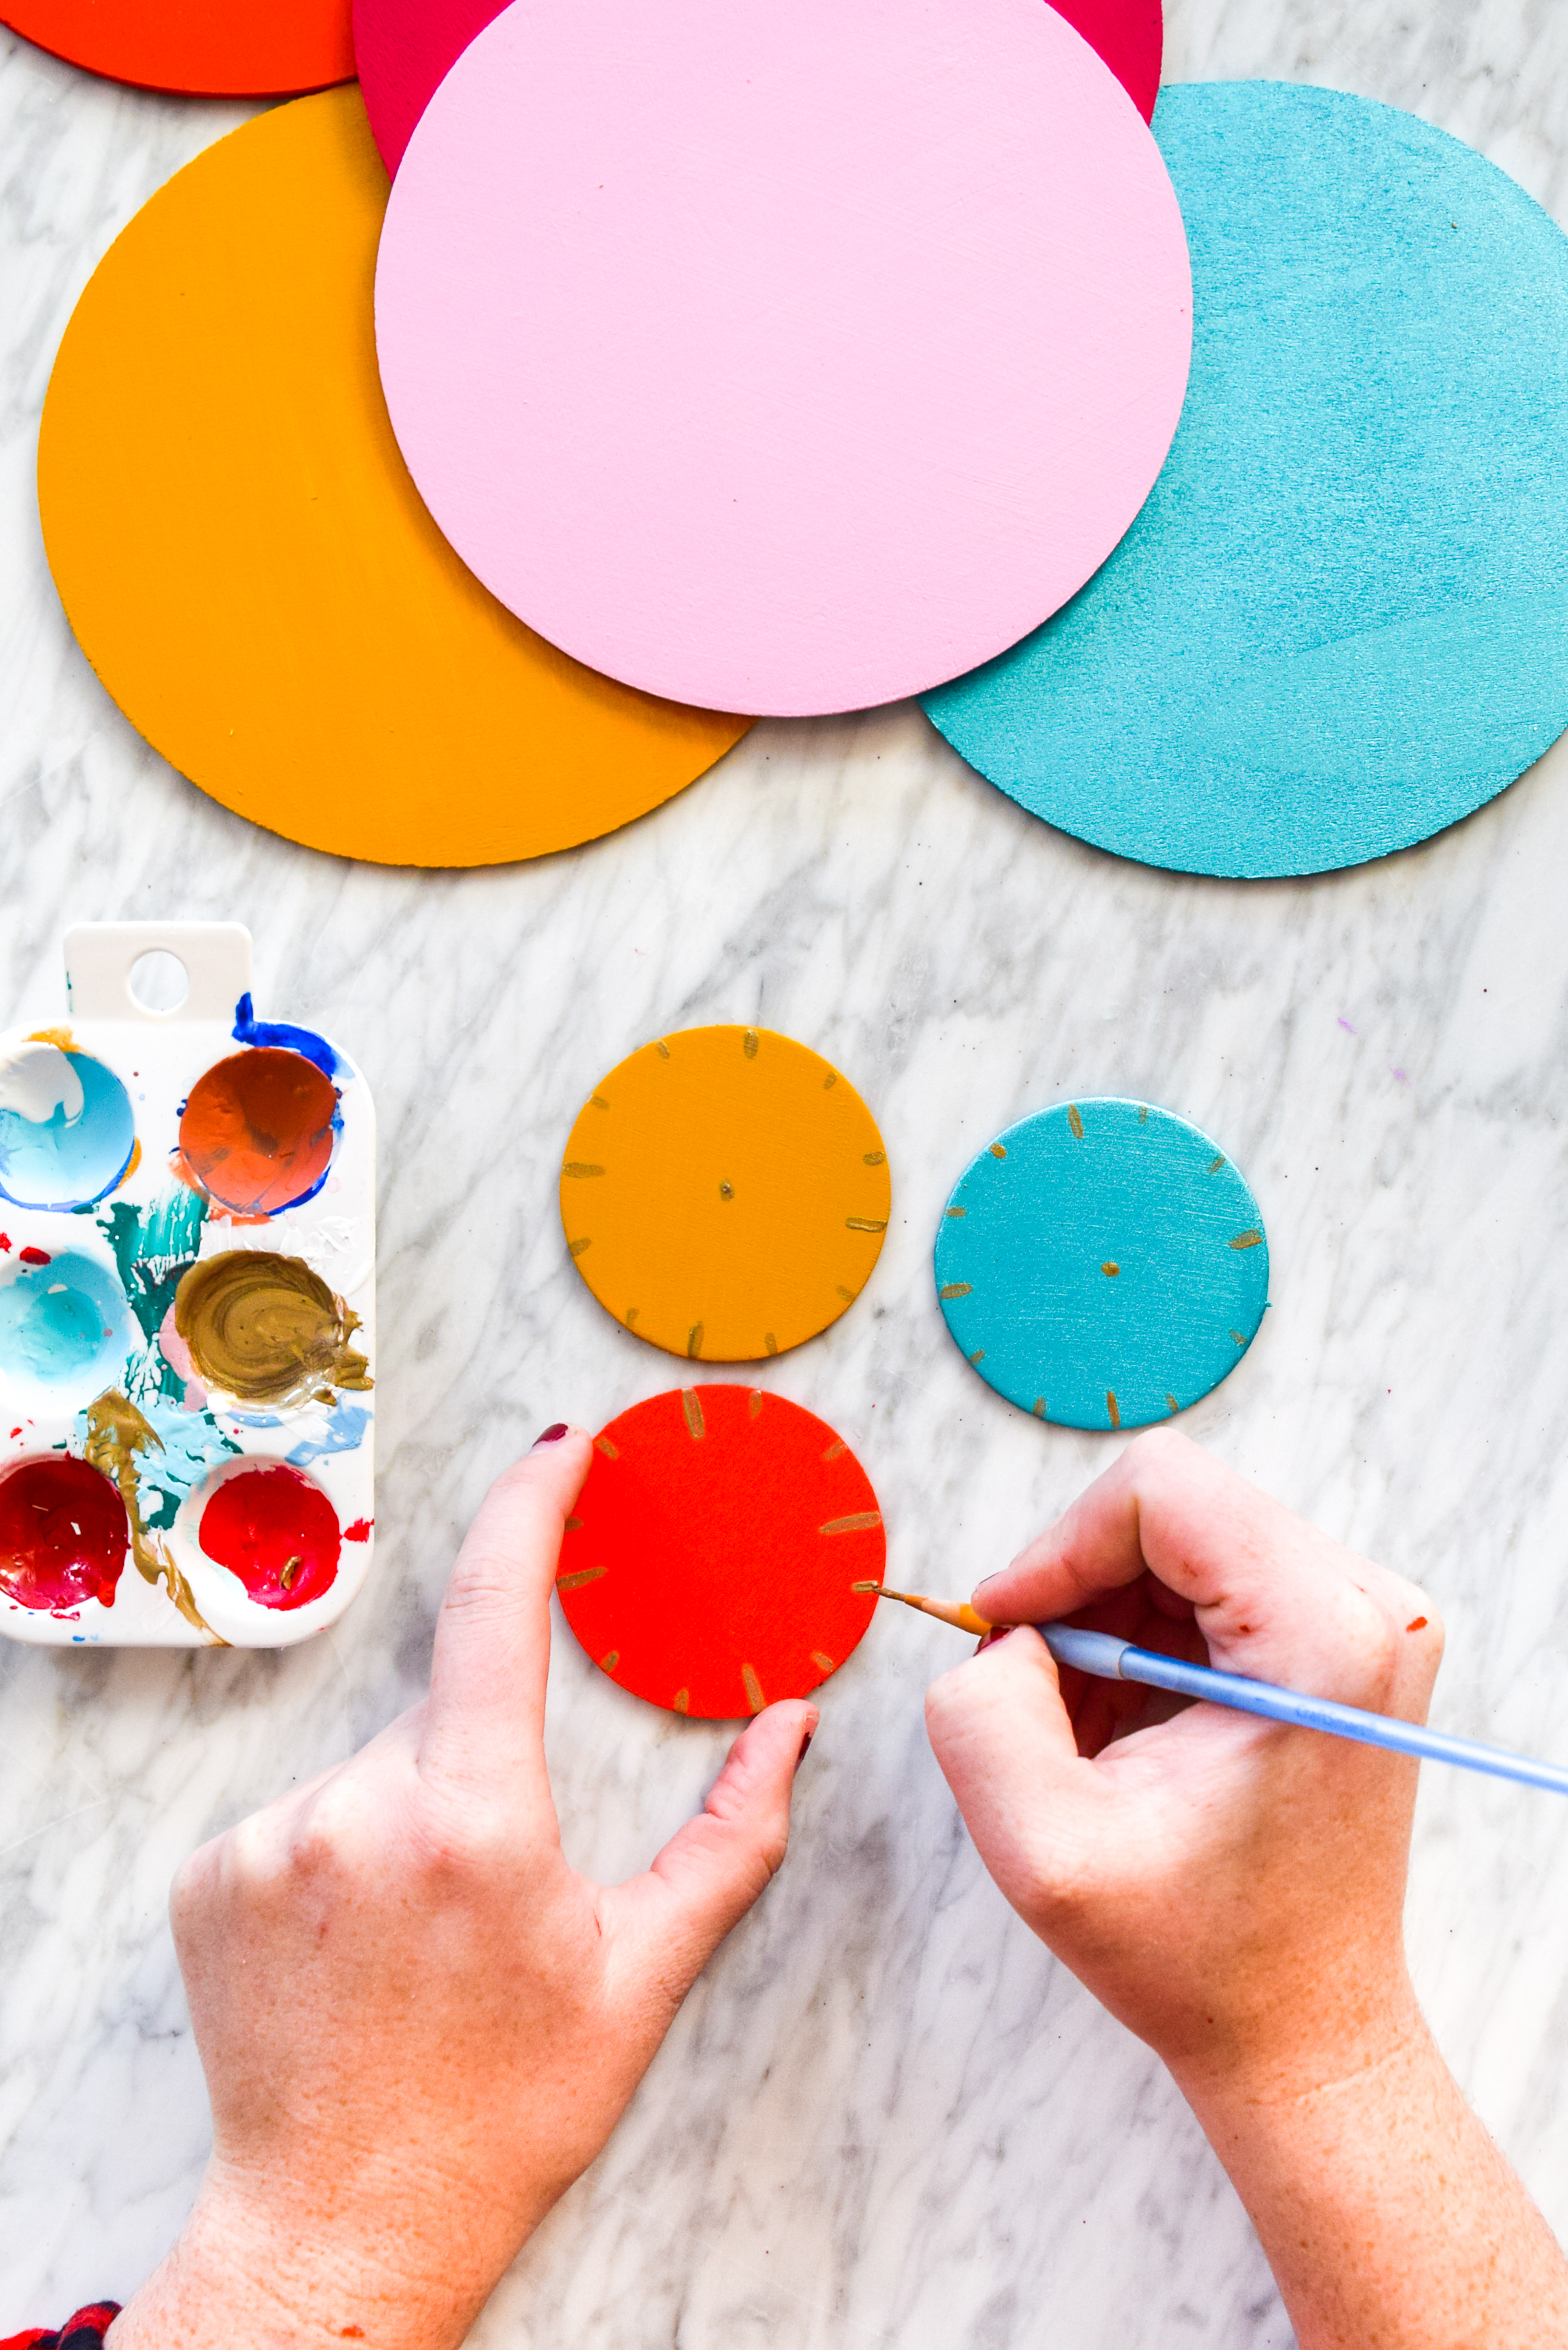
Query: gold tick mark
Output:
[[846, 1216, 886, 1233], [557, 1566, 606, 1592], [1208, 1154, 1226, 1173], [939, 1282, 972, 1300], [863, 1151, 885, 1166], [743, 1030, 759, 1058], [1067, 1105, 1085, 1139], [742, 1663, 766, 1712], [1032, 1398, 1047, 1418], [562, 1162, 605, 1178], [821, 1512, 882, 1536], [600, 1650, 620, 1674], [764, 1331, 779, 1355], [687, 1322, 705, 1358], [673, 1688, 690, 1714], [1102, 1261, 1120, 1276], [565, 1516, 583, 1532], [719, 1180, 734, 1200], [810, 1651, 834, 1673], [569, 1236, 592, 1257], [595, 1436, 620, 1460], [1229, 1230, 1263, 1250], [748, 1390, 764, 1419], [1106, 1391, 1121, 1428], [682, 1390, 706, 1439]]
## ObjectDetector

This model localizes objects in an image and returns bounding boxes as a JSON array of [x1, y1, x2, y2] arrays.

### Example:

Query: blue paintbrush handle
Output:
[[1040, 1623, 1568, 1799]]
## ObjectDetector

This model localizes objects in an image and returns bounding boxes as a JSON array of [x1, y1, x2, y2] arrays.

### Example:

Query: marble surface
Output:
[[4, 1, 1568, 2340]]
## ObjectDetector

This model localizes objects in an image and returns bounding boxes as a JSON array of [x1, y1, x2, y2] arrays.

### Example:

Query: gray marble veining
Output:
[[3, 3, 1568, 2341]]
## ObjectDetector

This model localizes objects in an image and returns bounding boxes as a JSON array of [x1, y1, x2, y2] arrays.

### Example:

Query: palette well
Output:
[[557, 1386, 883, 1720], [935, 1100, 1269, 1431], [0, 924, 375, 1651]]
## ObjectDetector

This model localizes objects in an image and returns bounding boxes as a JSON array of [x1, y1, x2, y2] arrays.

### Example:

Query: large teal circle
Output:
[[935, 1100, 1269, 1431], [923, 83, 1568, 879]]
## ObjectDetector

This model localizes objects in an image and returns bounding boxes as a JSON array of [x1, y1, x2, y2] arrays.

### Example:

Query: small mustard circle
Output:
[[1102, 1260, 1120, 1276]]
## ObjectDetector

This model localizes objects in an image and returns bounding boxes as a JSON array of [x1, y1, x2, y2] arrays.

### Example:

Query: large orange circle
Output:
[[37, 89, 750, 868], [1, 0, 354, 94], [560, 1027, 892, 1362], [557, 1386, 884, 1720]]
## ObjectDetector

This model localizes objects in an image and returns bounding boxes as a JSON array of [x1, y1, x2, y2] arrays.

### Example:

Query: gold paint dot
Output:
[[1102, 1261, 1120, 1276], [967, 1348, 985, 1364], [945, 1205, 966, 1218], [624, 1305, 640, 1327], [863, 1151, 885, 1166], [835, 1284, 855, 1303], [939, 1281, 972, 1300], [591, 1094, 610, 1111], [989, 1142, 1007, 1160], [822, 1440, 846, 1461], [719, 1180, 734, 1200], [682, 1389, 706, 1439], [600, 1650, 620, 1673], [810, 1651, 834, 1674]]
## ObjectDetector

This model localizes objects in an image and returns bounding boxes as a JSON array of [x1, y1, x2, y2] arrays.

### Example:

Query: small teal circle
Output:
[[0, 1252, 134, 1394], [934, 1100, 1269, 1431], [923, 83, 1568, 878], [0, 1045, 136, 1211]]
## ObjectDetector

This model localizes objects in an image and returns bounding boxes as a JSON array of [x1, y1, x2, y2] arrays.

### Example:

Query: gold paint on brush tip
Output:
[[1229, 1229, 1263, 1249], [742, 1663, 766, 1711], [1107, 1391, 1121, 1428], [682, 1389, 706, 1439], [821, 1511, 881, 1535], [863, 1584, 994, 1637], [1067, 1105, 1085, 1139], [557, 1565, 606, 1591]]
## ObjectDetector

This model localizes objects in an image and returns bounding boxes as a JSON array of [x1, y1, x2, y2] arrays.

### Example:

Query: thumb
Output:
[[602, 1698, 817, 2007], [926, 1628, 1110, 1930]]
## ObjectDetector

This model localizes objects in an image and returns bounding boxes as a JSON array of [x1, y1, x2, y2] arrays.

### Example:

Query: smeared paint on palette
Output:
[[557, 1386, 883, 1720], [934, 1100, 1269, 1431], [0, 924, 376, 1651], [561, 1027, 890, 1362]]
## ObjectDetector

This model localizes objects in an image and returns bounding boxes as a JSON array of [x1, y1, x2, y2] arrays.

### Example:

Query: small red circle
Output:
[[0, 1456, 128, 1614], [200, 1464, 341, 1611], [557, 1386, 883, 1719]]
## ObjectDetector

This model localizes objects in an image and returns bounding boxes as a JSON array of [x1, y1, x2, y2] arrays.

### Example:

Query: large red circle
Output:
[[0, 1456, 129, 1614], [1, 0, 355, 95], [557, 1386, 884, 1720]]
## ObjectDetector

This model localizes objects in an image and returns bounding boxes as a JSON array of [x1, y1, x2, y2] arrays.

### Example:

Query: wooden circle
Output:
[[561, 1027, 891, 1363], [935, 1099, 1269, 1431], [557, 1385, 883, 1719], [37, 89, 750, 869], [1, 0, 354, 95]]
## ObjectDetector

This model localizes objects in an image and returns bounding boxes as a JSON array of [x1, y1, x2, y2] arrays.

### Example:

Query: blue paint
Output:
[[0, 1047, 136, 1211], [0, 1252, 133, 1391], [72, 1390, 240, 1529], [923, 83, 1568, 878], [934, 1100, 1269, 1432], [286, 1401, 372, 1468], [232, 994, 339, 1079]]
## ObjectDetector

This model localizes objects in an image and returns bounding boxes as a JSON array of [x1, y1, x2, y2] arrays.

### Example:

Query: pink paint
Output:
[[356, 0, 1163, 178], [375, 0, 1192, 717], [0, 1456, 128, 1613], [200, 1465, 341, 1611], [157, 1303, 207, 1409]]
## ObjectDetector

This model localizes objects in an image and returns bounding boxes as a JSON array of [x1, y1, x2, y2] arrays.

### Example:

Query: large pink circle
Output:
[[374, 0, 1192, 718], [355, 0, 1165, 178]]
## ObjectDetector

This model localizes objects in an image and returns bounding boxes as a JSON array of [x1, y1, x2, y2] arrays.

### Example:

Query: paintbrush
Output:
[[854, 1583, 1568, 1798]]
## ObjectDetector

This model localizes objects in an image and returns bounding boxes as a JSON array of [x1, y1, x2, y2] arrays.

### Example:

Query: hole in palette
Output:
[[0, 925, 375, 1652]]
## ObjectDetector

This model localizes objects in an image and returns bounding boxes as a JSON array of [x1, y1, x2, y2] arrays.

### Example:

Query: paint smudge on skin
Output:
[[200, 1464, 340, 1610], [0, 1455, 128, 1612], [0, 1042, 136, 1211], [286, 1401, 372, 1468], [0, 1253, 132, 1391], [231, 993, 339, 1080], [176, 1252, 370, 1409], [178, 1049, 339, 1216], [83, 1390, 207, 1631]]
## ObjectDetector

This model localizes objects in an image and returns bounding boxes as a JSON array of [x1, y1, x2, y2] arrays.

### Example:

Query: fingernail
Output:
[[796, 1731, 814, 1766], [534, 1423, 569, 1446]]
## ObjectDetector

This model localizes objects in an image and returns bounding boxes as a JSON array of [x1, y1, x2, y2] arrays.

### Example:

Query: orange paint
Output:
[[557, 1386, 883, 1719], [178, 1049, 337, 1217], [0, 0, 354, 96]]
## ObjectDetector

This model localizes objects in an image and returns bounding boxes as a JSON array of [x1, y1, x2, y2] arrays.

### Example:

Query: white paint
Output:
[[0, 1041, 83, 1126]]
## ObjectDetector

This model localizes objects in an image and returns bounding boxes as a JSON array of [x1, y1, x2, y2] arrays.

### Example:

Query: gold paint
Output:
[[939, 1282, 972, 1300], [562, 1161, 605, 1178], [591, 1094, 610, 1111], [968, 1349, 985, 1365], [1032, 1398, 1047, 1418], [1229, 1329, 1247, 1346], [989, 1142, 1007, 1160], [673, 1687, 690, 1714], [595, 1435, 620, 1460], [1067, 1105, 1085, 1140], [682, 1389, 707, 1441], [1165, 1395, 1179, 1414], [600, 1650, 620, 1673], [822, 1440, 846, 1461], [835, 1285, 855, 1303], [1106, 1391, 1121, 1428], [1102, 1262, 1120, 1276], [719, 1180, 734, 1200], [742, 1662, 765, 1712], [625, 1306, 639, 1327], [176, 1252, 370, 1408], [687, 1321, 705, 1358], [810, 1650, 834, 1673], [764, 1331, 778, 1355], [821, 1511, 881, 1535], [656, 1040, 671, 1058], [1208, 1154, 1226, 1173], [743, 1030, 759, 1057], [846, 1216, 887, 1234], [557, 1565, 607, 1592], [823, 1072, 837, 1088], [748, 1390, 764, 1419], [280, 1553, 303, 1591], [565, 1516, 583, 1531], [84, 1391, 209, 1635], [863, 1151, 885, 1167], [568, 1236, 593, 1257], [944, 1205, 966, 1218], [1229, 1230, 1263, 1250], [1137, 1106, 1149, 1124], [850, 1579, 883, 1593]]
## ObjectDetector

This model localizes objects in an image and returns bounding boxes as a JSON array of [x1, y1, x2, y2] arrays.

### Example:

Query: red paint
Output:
[[1406, 1615, 1428, 1632], [18, 1246, 51, 1265], [0, 1232, 10, 1251], [343, 1517, 373, 1541], [558, 1386, 883, 1719], [200, 1465, 340, 1610], [0, 1456, 129, 1612], [178, 1047, 337, 1216]]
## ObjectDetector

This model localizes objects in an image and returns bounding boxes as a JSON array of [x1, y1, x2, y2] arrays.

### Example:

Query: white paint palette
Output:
[[0, 923, 375, 1649]]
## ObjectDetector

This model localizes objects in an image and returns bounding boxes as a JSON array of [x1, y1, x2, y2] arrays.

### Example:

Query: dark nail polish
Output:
[[797, 1731, 814, 1765], [535, 1423, 569, 1445]]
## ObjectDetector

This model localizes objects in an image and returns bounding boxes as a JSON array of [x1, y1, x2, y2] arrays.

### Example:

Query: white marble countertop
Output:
[[4, 2, 1568, 2341]]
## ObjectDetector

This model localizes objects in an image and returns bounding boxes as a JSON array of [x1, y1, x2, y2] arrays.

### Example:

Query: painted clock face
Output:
[[556, 1386, 884, 1720]]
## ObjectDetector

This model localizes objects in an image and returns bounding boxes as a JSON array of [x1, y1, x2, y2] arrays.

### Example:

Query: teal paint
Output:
[[0, 1046, 136, 1210], [286, 1402, 372, 1467], [923, 83, 1568, 879], [70, 1390, 240, 1530], [0, 1252, 133, 1391], [934, 1100, 1269, 1432], [98, 1187, 209, 1380]]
